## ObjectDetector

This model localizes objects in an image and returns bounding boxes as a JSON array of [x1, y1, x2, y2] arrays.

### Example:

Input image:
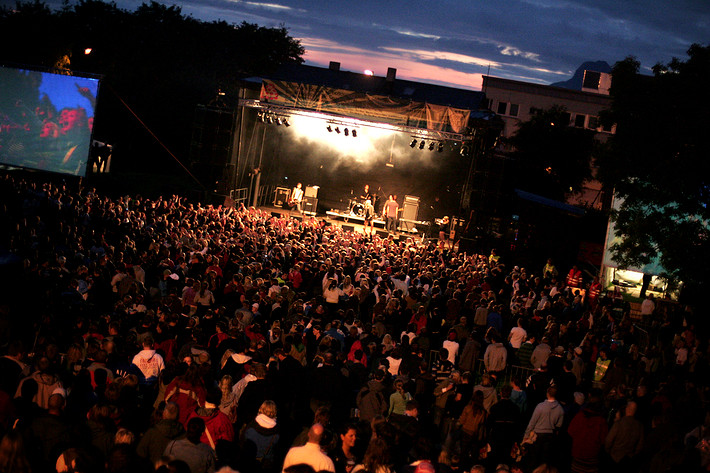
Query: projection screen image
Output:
[[0, 66, 99, 177]]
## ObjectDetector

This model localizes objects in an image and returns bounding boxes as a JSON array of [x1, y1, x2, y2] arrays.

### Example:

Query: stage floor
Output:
[[259, 205, 427, 237]]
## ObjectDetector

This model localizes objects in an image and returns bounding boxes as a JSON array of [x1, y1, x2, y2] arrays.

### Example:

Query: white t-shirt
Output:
[[509, 326, 527, 349], [442, 340, 459, 365]]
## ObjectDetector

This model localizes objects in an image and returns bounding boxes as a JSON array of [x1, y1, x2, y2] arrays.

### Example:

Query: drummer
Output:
[[361, 184, 374, 203]]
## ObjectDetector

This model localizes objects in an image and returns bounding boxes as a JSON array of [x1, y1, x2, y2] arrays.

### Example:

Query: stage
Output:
[[260, 204, 430, 237]]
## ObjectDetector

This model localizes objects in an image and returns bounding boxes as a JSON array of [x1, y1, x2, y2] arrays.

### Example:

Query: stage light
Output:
[[276, 117, 283, 126], [344, 128, 349, 136], [283, 118, 291, 127], [438, 142, 444, 152], [84, 48, 92, 55], [428, 142, 435, 151], [326, 125, 333, 132], [334, 127, 341, 134], [410, 139, 417, 148], [460, 145, 469, 156], [267, 115, 274, 124], [258, 112, 266, 123], [419, 141, 425, 150], [351, 129, 357, 137]]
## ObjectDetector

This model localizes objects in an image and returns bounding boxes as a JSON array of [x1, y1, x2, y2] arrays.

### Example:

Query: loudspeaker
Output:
[[305, 186, 319, 198], [402, 196, 419, 222], [273, 187, 290, 207], [342, 225, 355, 233], [376, 230, 389, 239], [303, 196, 318, 213]]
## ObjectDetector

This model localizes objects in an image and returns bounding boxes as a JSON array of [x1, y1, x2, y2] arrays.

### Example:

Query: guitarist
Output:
[[289, 182, 304, 214]]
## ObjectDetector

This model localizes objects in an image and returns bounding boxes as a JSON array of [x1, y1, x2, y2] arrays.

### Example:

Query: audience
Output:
[[0, 173, 705, 473]]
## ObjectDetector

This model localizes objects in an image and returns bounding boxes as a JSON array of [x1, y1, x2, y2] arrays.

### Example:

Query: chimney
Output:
[[329, 61, 340, 72], [386, 67, 397, 82]]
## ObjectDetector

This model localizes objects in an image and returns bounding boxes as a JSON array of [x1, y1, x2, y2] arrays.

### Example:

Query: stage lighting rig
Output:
[[351, 129, 357, 137], [344, 128, 349, 136], [428, 142, 435, 151], [437, 142, 444, 152], [410, 139, 417, 148], [419, 141, 426, 150], [326, 125, 333, 132]]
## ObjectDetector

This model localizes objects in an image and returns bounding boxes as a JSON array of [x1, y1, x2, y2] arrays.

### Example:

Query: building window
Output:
[[574, 114, 586, 128], [497, 102, 508, 115], [587, 116, 599, 129], [602, 122, 614, 133], [509, 104, 519, 117], [583, 71, 601, 90], [562, 112, 572, 125]]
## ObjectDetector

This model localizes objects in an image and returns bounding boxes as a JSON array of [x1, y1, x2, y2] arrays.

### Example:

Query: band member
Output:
[[439, 216, 451, 249], [363, 199, 375, 236], [383, 195, 399, 234], [290, 182, 304, 214], [361, 184, 375, 207]]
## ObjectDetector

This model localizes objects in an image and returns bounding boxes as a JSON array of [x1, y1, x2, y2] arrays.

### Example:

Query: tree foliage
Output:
[[0, 0, 304, 174], [509, 105, 597, 202], [598, 44, 710, 293]]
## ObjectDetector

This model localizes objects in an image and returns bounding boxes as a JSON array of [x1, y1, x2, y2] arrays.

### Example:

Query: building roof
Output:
[[482, 75, 612, 106]]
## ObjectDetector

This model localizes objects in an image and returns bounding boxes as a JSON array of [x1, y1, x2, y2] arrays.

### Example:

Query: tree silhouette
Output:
[[598, 45, 710, 300], [509, 105, 597, 201]]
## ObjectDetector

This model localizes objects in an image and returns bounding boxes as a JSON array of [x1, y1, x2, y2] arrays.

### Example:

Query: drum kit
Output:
[[348, 199, 364, 216]]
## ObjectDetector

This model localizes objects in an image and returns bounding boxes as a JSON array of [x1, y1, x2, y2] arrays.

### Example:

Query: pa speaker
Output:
[[342, 225, 355, 233], [303, 197, 318, 213]]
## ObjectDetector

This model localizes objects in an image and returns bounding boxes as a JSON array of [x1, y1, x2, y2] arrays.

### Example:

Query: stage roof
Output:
[[243, 64, 498, 136]]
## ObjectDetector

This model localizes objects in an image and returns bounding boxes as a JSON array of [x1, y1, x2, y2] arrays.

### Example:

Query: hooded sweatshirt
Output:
[[524, 399, 564, 437], [243, 414, 280, 462], [136, 419, 185, 463], [473, 384, 498, 413], [131, 349, 165, 383], [356, 380, 387, 422]]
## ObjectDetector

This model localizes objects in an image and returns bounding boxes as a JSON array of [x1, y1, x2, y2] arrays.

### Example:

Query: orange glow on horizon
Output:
[[302, 48, 484, 90]]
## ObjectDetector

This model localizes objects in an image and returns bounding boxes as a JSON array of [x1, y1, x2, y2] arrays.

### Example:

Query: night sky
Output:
[[36, 0, 710, 89]]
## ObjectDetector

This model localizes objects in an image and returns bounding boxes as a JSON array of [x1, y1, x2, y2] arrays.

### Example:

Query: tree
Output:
[[598, 45, 710, 298], [509, 105, 597, 202]]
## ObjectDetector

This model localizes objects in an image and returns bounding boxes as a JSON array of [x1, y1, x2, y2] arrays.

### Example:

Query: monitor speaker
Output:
[[305, 186, 319, 198]]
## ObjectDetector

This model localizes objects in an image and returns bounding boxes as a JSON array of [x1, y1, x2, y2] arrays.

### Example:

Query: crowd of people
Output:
[[0, 173, 707, 473]]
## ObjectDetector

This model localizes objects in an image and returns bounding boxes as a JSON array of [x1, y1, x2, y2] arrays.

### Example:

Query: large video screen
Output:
[[0, 66, 99, 177]]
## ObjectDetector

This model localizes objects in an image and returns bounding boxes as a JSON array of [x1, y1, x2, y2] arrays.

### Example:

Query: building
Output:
[[481, 72, 615, 211]]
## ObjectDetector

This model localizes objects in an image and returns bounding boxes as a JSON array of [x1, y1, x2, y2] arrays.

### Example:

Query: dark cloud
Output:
[[50, 0, 710, 86]]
